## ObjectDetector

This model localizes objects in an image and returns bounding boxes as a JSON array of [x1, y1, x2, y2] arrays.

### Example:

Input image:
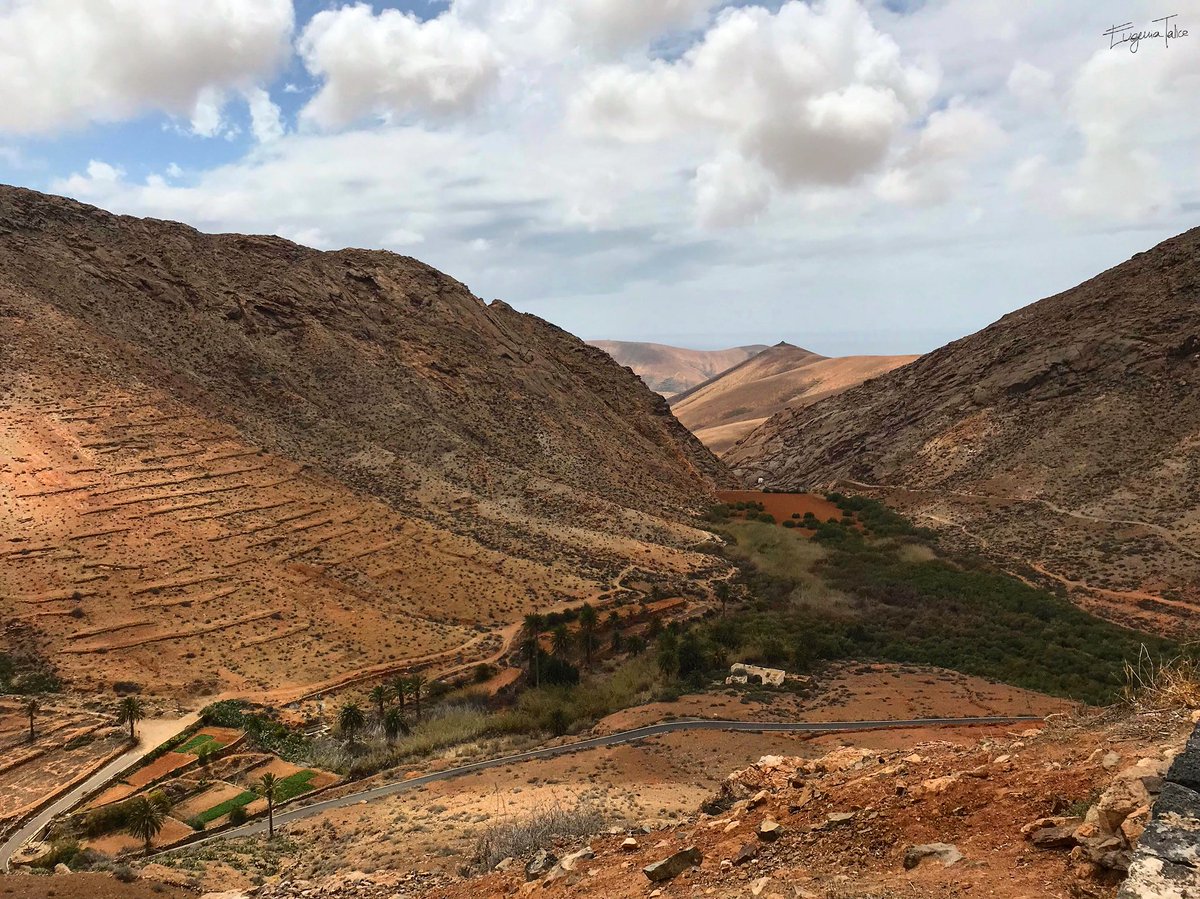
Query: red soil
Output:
[[717, 490, 844, 526]]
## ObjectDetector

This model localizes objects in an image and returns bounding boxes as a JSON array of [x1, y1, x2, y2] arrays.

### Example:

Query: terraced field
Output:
[[0, 376, 603, 698]]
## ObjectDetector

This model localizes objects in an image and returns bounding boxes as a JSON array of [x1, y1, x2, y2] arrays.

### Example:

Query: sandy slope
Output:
[[590, 341, 768, 396], [671, 344, 918, 455]]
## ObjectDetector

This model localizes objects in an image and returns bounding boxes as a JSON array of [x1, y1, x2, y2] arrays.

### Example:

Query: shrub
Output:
[[227, 805, 249, 826], [470, 801, 606, 874]]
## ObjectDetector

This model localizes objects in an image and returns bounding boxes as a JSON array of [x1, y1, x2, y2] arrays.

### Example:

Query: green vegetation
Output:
[[200, 700, 310, 762], [177, 733, 220, 755], [703, 494, 1180, 705], [271, 769, 318, 802], [197, 791, 256, 825], [126, 792, 170, 851]]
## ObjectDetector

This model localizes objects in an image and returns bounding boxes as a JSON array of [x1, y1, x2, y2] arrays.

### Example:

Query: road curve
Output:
[[1, 743, 143, 871], [168, 715, 1042, 852]]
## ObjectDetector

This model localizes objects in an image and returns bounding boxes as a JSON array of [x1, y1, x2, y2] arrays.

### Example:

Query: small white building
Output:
[[725, 662, 786, 687]]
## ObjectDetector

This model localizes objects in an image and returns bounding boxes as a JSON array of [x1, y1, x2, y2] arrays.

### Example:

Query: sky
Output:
[[0, 0, 1197, 355]]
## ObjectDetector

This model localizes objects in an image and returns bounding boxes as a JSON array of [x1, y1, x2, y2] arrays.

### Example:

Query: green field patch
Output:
[[272, 770, 319, 803], [197, 791, 256, 824], [175, 732, 231, 756]]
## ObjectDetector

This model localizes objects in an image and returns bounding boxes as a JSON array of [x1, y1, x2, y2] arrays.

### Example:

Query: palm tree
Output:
[[368, 684, 391, 720], [383, 707, 409, 744], [126, 793, 168, 852], [578, 604, 599, 667], [24, 698, 39, 743], [715, 581, 731, 617], [408, 674, 428, 720], [338, 702, 366, 747], [258, 773, 279, 839], [118, 695, 145, 741], [391, 676, 409, 713], [551, 624, 573, 659], [523, 613, 544, 687]]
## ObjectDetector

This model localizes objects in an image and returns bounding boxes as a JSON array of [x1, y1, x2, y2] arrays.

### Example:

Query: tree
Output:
[[258, 773, 279, 839], [523, 613, 544, 687], [715, 581, 732, 617], [126, 793, 168, 852], [391, 676, 409, 713], [368, 684, 391, 720], [551, 624, 573, 659], [24, 698, 38, 743], [338, 702, 366, 747], [118, 695, 145, 741], [578, 604, 598, 667], [656, 631, 680, 679], [408, 674, 428, 720], [383, 707, 409, 744]]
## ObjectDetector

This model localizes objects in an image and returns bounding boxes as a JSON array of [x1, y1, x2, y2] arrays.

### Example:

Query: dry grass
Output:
[[468, 799, 607, 874], [1122, 643, 1200, 711]]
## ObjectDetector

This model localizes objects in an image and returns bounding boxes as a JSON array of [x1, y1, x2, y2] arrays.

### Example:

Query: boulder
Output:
[[1087, 776, 1151, 834], [621, 837, 639, 851], [733, 843, 758, 865], [1029, 821, 1083, 850], [757, 819, 784, 841], [903, 843, 964, 870], [524, 848, 557, 880], [643, 847, 702, 882]]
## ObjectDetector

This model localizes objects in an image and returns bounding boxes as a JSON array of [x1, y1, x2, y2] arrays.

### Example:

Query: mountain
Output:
[[589, 340, 768, 395], [0, 185, 731, 699], [670, 342, 919, 455], [726, 228, 1200, 636]]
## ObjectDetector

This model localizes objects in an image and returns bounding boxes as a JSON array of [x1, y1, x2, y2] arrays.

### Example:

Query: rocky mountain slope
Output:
[[670, 343, 918, 454], [726, 228, 1200, 636], [589, 340, 768, 396], [0, 185, 731, 697]]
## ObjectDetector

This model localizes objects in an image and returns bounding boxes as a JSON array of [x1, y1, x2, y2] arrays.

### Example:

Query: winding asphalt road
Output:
[[164, 715, 1042, 853], [0, 743, 143, 871]]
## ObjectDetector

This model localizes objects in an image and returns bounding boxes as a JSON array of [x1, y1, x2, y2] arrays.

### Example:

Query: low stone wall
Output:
[[1118, 723, 1200, 898]]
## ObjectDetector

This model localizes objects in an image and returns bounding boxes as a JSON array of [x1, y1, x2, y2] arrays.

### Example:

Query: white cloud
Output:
[[0, 0, 294, 135], [570, 0, 950, 222], [1007, 60, 1055, 107], [694, 153, 771, 227], [450, 0, 722, 59], [245, 88, 286, 143], [877, 104, 1003, 205], [298, 4, 502, 128]]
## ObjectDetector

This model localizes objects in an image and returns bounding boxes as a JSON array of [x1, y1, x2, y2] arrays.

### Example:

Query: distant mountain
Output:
[[670, 343, 918, 455], [726, 228, 1200, 637], [590, 340, 769, 396]]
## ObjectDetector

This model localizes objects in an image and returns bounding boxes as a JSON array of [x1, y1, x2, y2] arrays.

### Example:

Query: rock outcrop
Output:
[[1119, 725, 1200, 898]]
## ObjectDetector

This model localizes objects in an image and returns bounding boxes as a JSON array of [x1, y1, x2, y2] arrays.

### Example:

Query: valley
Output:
[[1, 189, 1197, 899]]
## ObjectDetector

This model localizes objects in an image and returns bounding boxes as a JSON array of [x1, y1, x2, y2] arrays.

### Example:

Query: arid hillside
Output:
[[0, 185, 731, 698], [727, 228, 1200, 636], [671, 343, 918, 454], [589, 340, 767, 396]]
